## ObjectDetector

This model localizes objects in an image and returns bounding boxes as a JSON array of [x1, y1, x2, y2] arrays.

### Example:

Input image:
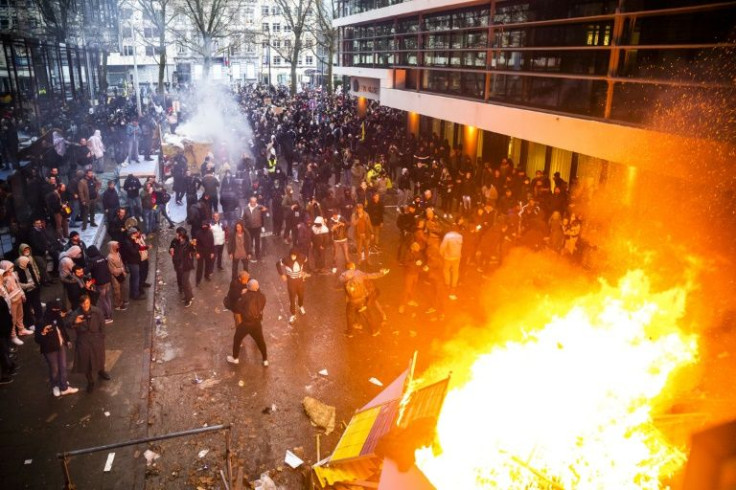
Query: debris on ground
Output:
[[253, 472, 277, 490], [284, 450, 304, 469], [318, 369, 328, 376], [369, 377, 383, 387], [197, 449, 209, 458], [144, 449, 160, 466], [302, 396, 335, 435], [104, 453, 115, 472]]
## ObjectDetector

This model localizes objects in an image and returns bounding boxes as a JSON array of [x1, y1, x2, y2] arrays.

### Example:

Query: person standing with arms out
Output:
[[227, 220, 252, 280], [69, 294, 110, 393], [35, 300, 79, 397], [242, 196, 267, 262], [227, 279, 268, 367], [169, 227, 195, 308], [211, 213, 226, 271], [276, 248, 308, 325]]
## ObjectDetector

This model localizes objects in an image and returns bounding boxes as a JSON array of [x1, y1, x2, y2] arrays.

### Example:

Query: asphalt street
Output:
[[0, 198, 490, 489]]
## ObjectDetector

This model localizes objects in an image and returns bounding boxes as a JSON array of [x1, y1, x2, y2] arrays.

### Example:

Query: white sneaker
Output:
[[52, 386, 61, 397], [27, 325, 35, 332], [11, 337, 23, 346], [226, 355, 239, 365], [299, 306, 306, 315], [61, 386, 79, 395], [289, 315, 296, 324], [19, 328, 34, 335], [105, 319, 114, 324], [263, 360, 269, 367]]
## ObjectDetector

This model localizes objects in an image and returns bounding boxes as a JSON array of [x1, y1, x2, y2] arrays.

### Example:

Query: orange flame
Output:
[[416, 269, 698, 489]]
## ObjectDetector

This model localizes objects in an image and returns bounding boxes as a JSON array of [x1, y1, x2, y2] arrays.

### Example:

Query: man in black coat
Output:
[[227, 279, 268, 367], [101, 180, 120, 223], [169, 227, 195, 307], [193, 222, 215, 285], [68, 294, 110, 393]]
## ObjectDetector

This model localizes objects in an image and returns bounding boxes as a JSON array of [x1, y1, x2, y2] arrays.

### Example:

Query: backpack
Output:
[[345, 276, 367, 304]]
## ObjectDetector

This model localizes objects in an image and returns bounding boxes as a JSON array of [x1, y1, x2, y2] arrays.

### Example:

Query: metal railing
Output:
[[57, 423, 233, 490]]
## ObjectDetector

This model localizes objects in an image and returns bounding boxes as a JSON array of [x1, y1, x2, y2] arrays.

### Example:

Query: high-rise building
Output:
[[333, 0, 736, 187]]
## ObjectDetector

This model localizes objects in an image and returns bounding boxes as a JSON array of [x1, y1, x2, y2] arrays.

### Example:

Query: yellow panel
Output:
[[331, 407, 382, 462]]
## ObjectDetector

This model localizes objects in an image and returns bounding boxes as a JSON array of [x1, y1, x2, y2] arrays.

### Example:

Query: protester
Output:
[[227, 279, 268, 367], [35, 300, 78, 396], [276, 248, 308, 325], [69, 294, 110, 393]]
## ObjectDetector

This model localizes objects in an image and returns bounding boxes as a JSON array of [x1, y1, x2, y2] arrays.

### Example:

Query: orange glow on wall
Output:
[[408, 112, 420, 136], [463, 125, 478, 158], [357, 97, 367, 117]]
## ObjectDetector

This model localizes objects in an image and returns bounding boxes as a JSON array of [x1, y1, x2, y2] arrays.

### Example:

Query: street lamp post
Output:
[[131, 21, 142, 116]]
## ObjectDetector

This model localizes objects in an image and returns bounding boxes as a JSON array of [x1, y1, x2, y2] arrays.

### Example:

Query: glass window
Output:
[[273, 56, 280, 65], [306, 55, 314, 65], [261, 6, 269, 16], [262, 23, 269, 33], [145, 46, 155, 56], [273, 23, 280, 33]]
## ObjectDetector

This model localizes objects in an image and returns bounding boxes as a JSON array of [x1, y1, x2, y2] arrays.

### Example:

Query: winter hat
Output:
[[17, 256, 30, 269], [313, 216, 324, 225], [0, 260, 13, 271]]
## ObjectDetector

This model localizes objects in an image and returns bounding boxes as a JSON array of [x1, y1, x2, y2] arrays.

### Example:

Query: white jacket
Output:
[[88, 130, 105, 159], [211, 222, 226, 246], [439, 231, 463, 261]]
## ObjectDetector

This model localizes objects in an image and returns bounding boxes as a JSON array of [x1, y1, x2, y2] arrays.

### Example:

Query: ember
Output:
[[416, 269, 698, 489]]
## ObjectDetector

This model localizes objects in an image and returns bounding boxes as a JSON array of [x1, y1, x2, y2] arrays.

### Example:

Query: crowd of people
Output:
[[0, 81, 586, 392]]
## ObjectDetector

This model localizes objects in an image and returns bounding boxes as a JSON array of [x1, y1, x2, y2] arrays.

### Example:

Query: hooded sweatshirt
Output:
[[88, 130, 105, 159], [2, 261, 25, 303], [59, 246, 82, 282], [17, 243, 42, 282], [15, 255, 40, 292], [107, 241, 126, 277]]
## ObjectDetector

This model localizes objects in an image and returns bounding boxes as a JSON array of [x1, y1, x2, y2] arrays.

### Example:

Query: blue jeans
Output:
[[128, 263, 140, 299], [97, 283, 113, 320], [44, 349, 69, 391], [143, 209, 155, 233], [70, 200, 80, 224], [128, 196, 142, 221]]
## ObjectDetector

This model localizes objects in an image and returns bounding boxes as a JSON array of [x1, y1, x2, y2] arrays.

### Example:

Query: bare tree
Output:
[[32, 0, 79, 43], [135, 0, 177, 94], [175, 0, 255, 77], [271, 0, 314, 95], [310, 0, 337, 93]]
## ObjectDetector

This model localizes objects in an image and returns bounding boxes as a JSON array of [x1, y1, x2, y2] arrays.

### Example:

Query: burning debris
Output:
[[415, 269, 698, 489]]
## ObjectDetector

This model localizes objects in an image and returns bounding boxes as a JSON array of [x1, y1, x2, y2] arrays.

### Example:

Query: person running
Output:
[[227, 279, 268, 367], [276, 248, 308, 324]]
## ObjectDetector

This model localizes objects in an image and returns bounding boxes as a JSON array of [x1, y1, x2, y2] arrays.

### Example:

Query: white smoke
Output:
[[174, 79, 253, 161]]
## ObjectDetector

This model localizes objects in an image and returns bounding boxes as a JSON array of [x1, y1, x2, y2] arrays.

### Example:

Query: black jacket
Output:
[[102, 188, 120, 212], [120, 236, 141, 265], [87, 246, 112, 286], [35, 309, 70, 354], [170, 238, 195, 271]]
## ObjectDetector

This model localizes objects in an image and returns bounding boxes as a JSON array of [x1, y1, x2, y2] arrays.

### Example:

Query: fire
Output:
[[416, 270, 698, 489]]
